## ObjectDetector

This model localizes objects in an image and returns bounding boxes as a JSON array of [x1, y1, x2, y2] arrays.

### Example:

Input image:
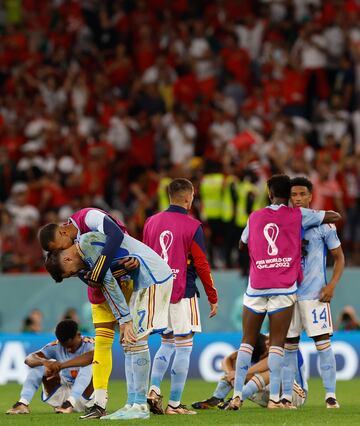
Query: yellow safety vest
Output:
[[235, 180, 258, 228], [200, 173, 225, 220], [157, 177, 171, 211], [222, 175, 237, 222]]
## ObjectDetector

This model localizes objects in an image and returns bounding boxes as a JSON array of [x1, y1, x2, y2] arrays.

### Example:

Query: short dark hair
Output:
[[55, 320, 78, 343], [267, 174, 291, 200], [252, 333, 268, 363], [45, 250, 64, 283], [290, 176, 313, 193], [168, 178, 193, 199], [39, 223, 59, 251]]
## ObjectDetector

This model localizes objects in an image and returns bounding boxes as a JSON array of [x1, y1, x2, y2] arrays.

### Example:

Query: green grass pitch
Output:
[[1, 379, 360, 425]]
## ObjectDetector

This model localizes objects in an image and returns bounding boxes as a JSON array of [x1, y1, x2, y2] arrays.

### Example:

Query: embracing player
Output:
[[45, 229, 173, 420], [281, 177, 345, 409]]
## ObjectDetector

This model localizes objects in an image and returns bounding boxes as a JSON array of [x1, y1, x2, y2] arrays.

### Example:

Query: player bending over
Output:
[[6, 320, 94, 415], [281, 177, 345, 409], [40, 208, 138, 418], [46, 230, 173, 420]]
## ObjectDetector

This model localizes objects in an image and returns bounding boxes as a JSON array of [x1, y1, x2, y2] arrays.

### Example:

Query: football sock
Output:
[[124, 346, 135, 405], [20, 366, 43, 405], [282, 342, 299, 401], [130, 340, 150, 405], [93, 327, 114, 408], [213, 378, 233, 400], [316, 340, 336, 399], [268, 346, 284, 402], [149, 337, 175, 394], [233, 343, 254, 399], [242, 373, 266, 401], [168, 338, 193, 406]]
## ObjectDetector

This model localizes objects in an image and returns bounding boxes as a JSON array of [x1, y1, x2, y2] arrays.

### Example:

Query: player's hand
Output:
[[319, 285, 335, 303], [43, 360, 61, 379], [120, 320, 137, 344], [227, 370, 235, 384], [209, 302, 218, 318], [119, 257, 139, 271]]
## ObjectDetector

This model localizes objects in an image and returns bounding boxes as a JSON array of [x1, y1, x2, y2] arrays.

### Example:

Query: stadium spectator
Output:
[[21, 309, 43, 333], [336, 306, 360, 331]]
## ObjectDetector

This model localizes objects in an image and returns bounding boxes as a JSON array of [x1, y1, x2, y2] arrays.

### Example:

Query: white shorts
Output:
[[130, 278, 172, 340], [41, 377, 93, 412], [163, 295, 201, 336], [243, 293, 296, 314], [287, 299, 333, 338]]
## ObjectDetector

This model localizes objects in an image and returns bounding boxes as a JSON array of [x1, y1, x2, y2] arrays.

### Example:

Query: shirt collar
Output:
[[166, 204, 188, 214]]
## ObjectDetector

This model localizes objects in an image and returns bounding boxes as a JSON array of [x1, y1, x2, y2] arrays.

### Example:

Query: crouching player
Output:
[[192, 334, 307, 410], [6, 320, 94, 415], [45, 230, 173, 420]]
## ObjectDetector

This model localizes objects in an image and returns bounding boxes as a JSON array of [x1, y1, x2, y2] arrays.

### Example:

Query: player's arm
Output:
[[246, 357, 269, 379], [319, 228, 345, 303], [300, 208, 341, 230], [221, 351, 237, 383], [190, 225, 218, 318], [60, 351, 94, 369], [84, 211, 125, 285], [24, 351, 48, 368], [239, 222, 249, 250]]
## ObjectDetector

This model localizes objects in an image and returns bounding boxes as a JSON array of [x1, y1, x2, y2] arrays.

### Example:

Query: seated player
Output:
[[45, 231, 173, 421], [6, 320, 94, 415], [192, 334, 307, 410], [40, 208, 138, 418]]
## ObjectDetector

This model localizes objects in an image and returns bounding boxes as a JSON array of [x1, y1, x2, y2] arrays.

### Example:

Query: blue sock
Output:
[[316, 340, 336, 399], [150, 338, 175, 394], [169, 338, 193, 406], [20, 366, 43, 404], [124, 348, 135, 405], [242, 374, 265, 401], [131, 340, 150, 405], [213, 379, 232, 400], [281, 343, 299, 401], [268, 346, 284, 402], [233, 343, 254, 399]]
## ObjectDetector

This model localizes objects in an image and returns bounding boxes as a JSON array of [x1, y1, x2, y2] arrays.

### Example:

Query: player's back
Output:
[[297, 223, 340, 301]]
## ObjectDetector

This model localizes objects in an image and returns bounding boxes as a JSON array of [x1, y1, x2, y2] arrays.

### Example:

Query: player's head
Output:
[[168, 178, 194, 210], [55, 319, 81, 352], [45, 247, 83, 283], [267, 174, 291, 203], [290, 177, 313, 208], [39, 223, 75, 251]]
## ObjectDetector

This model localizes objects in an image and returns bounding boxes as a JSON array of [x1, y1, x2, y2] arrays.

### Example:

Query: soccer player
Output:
[[192, 334, 307, 410], [45, 230, 173, 420], [226, 174, 340, 410], [281, 177, 345, 409], [39, 208, 137, 418], [143, 178, 218, 415], [6, 320, 94, 415]]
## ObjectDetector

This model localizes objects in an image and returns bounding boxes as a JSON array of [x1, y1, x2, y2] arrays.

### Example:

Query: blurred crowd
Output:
[[1, 0, 360, 273]]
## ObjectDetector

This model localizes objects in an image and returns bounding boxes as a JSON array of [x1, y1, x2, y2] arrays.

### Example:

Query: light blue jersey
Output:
[[297, 224, 340, 301], [78, 232, 173, 324], [241, 205, 325, 296], [40, 336, 94, 384]]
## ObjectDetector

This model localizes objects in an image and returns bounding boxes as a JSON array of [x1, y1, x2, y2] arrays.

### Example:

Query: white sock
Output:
[[94, 389, 107, 409]]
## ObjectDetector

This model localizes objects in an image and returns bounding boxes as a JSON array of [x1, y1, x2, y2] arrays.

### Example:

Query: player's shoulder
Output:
[[47, 339, 59, 347], [319, 223, 337, 235], [79, 231, 105, 245]]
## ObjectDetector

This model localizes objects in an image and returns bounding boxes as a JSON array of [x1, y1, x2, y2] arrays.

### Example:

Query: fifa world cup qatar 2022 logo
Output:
[[159, 230, 174, 263], [263, 223, 279, 256]]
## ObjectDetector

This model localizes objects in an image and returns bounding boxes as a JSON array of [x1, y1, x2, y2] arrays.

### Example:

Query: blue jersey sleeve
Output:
[[300, 208, 325, 230], [39, 341, 58, 359], [322, 224, 341, 250]]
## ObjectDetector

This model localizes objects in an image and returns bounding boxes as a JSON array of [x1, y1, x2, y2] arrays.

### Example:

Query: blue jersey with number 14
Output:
[[297, 224, 340, 301]]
